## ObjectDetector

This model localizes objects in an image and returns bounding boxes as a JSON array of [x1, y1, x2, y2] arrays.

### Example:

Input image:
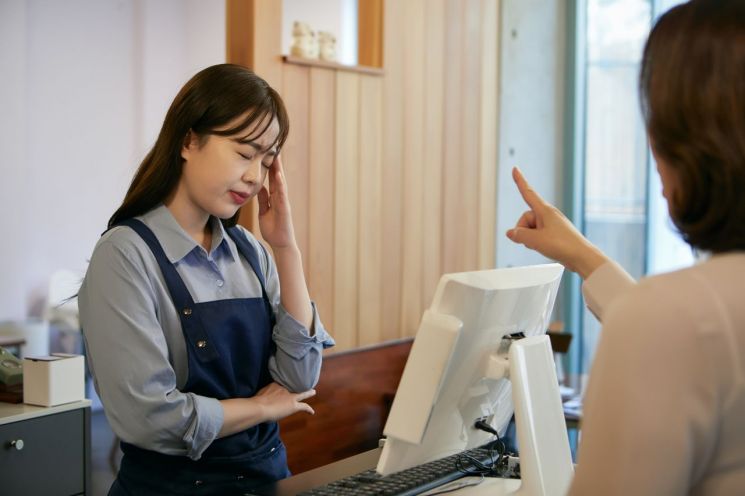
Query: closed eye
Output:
[[262, 156, 276, 169], [238, 152, 254, 161]]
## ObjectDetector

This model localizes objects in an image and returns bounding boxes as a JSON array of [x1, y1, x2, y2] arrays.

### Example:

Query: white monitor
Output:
[[377, 264, 573, 495]]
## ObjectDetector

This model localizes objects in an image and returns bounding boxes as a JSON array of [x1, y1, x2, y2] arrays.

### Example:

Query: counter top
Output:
[[0, 399, 91, 425]]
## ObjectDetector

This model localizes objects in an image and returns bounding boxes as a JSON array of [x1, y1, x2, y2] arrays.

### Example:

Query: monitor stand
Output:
[[484, 334, 574, 496]]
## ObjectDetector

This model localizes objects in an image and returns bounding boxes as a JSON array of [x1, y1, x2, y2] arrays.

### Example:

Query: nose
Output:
[[241, 158, 264, 186]]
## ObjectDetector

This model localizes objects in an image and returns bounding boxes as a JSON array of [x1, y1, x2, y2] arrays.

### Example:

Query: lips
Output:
[[229, 190, 250, 205]]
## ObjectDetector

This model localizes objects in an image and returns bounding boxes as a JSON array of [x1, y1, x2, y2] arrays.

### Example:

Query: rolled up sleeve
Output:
[[268, 302, 335, 392], [79, 235, 222, 460], [252, 234, 336, 393]]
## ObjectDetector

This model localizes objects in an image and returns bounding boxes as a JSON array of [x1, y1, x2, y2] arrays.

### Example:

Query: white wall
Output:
[[0, 0, 225, 321], [0, 1, 28, 320], [496, 0, 567, 268]]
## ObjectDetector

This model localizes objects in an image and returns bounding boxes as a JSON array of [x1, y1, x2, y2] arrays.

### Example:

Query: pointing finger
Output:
[[512, 167, 547, 212]]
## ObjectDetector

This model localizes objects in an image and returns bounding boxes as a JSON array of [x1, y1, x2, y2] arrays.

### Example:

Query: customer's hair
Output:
[[108, 64, 289, 228], [640, 0, 745, 252]]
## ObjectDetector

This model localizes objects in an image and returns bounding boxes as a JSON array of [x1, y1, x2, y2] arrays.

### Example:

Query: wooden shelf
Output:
[[282, 55, 384, 76]]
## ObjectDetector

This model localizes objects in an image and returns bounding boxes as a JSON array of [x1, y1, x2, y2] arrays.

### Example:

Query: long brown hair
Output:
[[108, 64, 289, 228], [640, 0, 745, 252]]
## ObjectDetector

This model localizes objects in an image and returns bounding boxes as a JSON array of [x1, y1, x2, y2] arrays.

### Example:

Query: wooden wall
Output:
[[227, 0, 500, 352]]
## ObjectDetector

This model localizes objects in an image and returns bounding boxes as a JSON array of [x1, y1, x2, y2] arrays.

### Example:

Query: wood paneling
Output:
[[399, 0, 426, 338], [226, 0, 254, 69], [441, 0, 466, 276], [422, 0, 446, 314], [227, 0, 501, 365], [280, 63, 311, 270], [250, 0, 282, 88], [462, 0, 484, 271], [308, 68, 336, 334], [380, 0, 404, 342], [357, 75, 383, 346], [333, 71, 360, 351]]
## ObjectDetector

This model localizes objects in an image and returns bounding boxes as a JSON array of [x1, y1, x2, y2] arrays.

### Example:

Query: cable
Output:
[[474, 418, 500, 437], [453, 418, 515, 478]]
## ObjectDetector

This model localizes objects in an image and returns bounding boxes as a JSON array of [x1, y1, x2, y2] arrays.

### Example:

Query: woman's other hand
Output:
[[258, 155, 297, 250], [506, 167, 610, 280], [253, 382, 316, 422], [218, 382, 315, 438]]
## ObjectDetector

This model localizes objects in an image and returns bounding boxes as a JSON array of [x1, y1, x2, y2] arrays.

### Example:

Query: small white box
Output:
[[23, 353, 85, 406]]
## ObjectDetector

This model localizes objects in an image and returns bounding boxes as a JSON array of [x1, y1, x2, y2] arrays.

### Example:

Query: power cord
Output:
[[474, 418, 500, 437], [453, 418, 516, 479]]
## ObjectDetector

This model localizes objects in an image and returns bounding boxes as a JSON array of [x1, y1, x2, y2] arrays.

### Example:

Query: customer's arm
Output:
[[581, 260, 636, 321], [507, 167, 636, 318], [506, 167, 610, 278]]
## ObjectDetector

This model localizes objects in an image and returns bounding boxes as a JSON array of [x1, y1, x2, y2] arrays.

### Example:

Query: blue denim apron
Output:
[[108, 219, 290, 496]]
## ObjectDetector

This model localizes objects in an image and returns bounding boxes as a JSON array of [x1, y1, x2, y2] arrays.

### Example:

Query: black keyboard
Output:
[[298, 445, 501, 496]]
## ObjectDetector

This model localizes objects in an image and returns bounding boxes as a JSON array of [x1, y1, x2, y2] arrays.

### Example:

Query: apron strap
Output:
[[116, 218, 219, 361]]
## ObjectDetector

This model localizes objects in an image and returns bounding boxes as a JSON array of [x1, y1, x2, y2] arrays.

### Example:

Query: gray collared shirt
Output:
[[79, 205, 334, 460]]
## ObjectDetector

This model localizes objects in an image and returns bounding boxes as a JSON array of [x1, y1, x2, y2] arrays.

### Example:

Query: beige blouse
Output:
[[570, 253, 745, 496]]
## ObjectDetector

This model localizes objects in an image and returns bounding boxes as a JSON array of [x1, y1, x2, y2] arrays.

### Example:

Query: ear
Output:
[[181, 130, 196, 160]]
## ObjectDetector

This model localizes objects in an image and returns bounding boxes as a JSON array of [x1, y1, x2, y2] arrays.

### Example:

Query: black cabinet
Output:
[[0, 403, 91, 495]]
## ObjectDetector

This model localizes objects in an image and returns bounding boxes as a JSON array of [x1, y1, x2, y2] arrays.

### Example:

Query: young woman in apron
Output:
[[79, 64, 335, 495]]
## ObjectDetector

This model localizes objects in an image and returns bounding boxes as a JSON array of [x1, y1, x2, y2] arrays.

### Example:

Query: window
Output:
[[646, 0, 695, 275], [570, 0, 693, 378]]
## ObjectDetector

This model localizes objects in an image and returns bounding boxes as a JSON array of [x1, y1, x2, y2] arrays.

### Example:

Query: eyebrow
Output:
[[235, 139, 277, 155]]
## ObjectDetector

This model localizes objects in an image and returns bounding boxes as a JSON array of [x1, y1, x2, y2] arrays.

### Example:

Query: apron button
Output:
[[194, 480, 204, 486], [236, 475, 245, 480], [182, 308, 192, 316], [197, 340, 208, 348]]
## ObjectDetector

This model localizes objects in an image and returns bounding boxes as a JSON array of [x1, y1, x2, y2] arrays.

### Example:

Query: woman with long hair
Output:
[[79, 64, 334, 495]]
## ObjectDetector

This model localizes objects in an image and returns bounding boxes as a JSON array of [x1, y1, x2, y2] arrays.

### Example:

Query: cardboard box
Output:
[[23, 353, 85, 406]]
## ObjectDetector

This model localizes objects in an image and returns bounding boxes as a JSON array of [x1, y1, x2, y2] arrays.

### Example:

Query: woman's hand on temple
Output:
[[258, 155, 298, 250], [506, 167, 610, 280]]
